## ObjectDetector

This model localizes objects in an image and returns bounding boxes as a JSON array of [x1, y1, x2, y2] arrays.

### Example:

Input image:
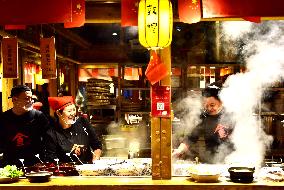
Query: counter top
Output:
[[1, 177, 284, 190]]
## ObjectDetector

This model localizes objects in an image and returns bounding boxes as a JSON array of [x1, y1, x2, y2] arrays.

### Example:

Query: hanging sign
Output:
[[40, 37, 57, 79], [151, 85, 171, 118], [2, 37, 18, 78]]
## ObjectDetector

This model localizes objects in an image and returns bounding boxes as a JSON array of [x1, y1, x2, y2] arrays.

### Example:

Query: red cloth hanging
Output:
[[202, 0, 284, 18], [145, 51, 169, 85], [121, 0, 139, 27], [178, 0, 202, 24], [4, 25, 26, 30], [242, 17, 261, 23], [0, 0, 71, 25], [64, 0, 85, 28]]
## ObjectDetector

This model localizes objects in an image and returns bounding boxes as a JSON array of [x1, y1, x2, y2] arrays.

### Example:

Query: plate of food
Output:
[[188, 164, 221, 183], [0, 165, 23, 183]]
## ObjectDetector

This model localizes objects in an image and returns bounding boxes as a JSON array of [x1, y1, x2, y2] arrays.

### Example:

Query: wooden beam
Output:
[[77, 45, 128, 63], [86, 2, 121, 23], [85, 1, 284, 23]]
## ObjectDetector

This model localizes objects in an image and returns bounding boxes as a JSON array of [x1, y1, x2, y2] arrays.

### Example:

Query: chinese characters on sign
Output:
[[151, 85, 171, 117], [145, 2, 158, 36], [2, 37, 18, 78], [40, 37, 57, 79]]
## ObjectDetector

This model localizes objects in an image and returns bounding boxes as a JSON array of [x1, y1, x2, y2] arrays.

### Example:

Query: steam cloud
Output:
[[220, 21, 284, 167], [175, 21, 284, 167]]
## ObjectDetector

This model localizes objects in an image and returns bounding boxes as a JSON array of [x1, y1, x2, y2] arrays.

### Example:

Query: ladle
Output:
[[35, 154, 43, 163], [73, 154, 84, 165]]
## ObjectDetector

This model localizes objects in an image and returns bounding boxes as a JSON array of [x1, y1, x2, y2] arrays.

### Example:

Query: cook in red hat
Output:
[[45, 96, 102, 164], [48, 96, 77, 126]]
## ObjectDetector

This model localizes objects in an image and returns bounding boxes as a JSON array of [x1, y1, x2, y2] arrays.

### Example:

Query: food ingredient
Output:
[[0, 165, 23, 178]]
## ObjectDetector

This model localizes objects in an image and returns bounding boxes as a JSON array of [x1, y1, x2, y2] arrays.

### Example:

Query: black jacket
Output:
[[0, 109, 50, 167], [44, 117, 102, 163]]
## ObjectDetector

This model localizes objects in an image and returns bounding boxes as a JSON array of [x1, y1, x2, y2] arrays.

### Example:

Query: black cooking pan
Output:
[[228, 167, 255, 183]]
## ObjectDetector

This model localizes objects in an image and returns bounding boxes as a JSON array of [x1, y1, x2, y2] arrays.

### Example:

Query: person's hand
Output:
[[92, 149, 102, 163], [172, 143, 189, 158], [214, 124, 228, 139], [172, 149, 182, 158]]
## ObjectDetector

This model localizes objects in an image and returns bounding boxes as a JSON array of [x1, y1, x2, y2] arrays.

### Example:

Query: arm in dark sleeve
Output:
[[35, 110, 50, 134], [82, 118, 102, 150], [43, 130, 58, 162], [186, 124, 202, 144], [0, 113, 7, 156]]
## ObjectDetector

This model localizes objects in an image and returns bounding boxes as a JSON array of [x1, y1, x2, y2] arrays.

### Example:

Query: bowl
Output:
[[0, 177, 19, 184], [228, 167, 255, 183], [190, 173, 220, 182], [25, 171, 52, 183]]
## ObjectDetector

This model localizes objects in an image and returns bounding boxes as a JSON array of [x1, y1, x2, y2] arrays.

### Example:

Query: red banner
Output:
[[4, 25, 26, 30], [0, 0, 71, 25], [64, 0, 85, 28], [178, 0, 201, 24], [121, 0, 139, 27], [202, 0, 284, 18], [151, 85, 171, 118], [40, 37, 57, 79], [2, 38, 18, 78]]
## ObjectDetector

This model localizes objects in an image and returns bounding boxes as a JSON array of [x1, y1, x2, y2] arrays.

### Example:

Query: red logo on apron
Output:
[[12, 133, 29, 147]]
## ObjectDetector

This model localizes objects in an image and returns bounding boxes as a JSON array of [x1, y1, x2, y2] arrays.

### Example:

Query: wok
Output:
[[228, 167, 255, 183]]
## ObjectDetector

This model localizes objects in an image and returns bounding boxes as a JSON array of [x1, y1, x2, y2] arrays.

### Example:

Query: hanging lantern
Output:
[[138, 0, 173, 50]]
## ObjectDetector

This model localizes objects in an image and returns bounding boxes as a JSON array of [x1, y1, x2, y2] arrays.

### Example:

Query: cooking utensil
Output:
[[25, 171, 52, 183], [228, 167, 255, 183], [35, 154, 43, 163], [73, 154, 84, 165]]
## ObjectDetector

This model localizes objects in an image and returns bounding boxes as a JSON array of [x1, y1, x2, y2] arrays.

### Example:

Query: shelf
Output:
[[260, 112, 284, 116], [87, 105, 116, 109], [121, 87, 150, 90], [121, 111, 150, 114], [266, 88, 284, 91]]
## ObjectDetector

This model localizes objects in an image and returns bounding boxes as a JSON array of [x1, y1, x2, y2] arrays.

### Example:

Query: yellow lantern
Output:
[[138, 0, 173, 50]]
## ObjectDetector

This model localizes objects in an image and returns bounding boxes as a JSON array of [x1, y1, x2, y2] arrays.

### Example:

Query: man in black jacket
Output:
[[0, 85, 50, 167], [173, 84, 233, 163]]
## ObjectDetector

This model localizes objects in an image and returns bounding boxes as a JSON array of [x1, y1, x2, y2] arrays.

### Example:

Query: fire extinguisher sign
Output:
[[151, 85, 171, 117]]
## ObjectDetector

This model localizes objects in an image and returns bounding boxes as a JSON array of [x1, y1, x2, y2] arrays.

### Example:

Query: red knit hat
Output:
[[48, 96, 74, 111]]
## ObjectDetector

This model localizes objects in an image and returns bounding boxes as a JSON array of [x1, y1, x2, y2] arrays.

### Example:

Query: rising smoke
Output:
[[175, 21, 284, 167], [219, 21, 284, 167]]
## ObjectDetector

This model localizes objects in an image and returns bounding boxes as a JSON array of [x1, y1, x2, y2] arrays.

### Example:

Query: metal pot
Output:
[[228, 167, 255, 183]]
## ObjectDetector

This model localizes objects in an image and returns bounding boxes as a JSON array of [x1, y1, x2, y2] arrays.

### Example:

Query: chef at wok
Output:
[[44, 96, 102, 163], [173, 85, 234, 163]]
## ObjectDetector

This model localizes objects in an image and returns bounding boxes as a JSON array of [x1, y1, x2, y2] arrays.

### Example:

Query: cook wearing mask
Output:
[[44, 96, 102, 164], [0, 85, 50, 167], [173, 84, 233, 163]]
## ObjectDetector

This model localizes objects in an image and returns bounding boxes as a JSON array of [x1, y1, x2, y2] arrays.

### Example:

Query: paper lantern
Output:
[[138, 0, 173, 50]]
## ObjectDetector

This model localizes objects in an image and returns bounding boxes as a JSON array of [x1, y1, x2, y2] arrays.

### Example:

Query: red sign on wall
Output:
[[2, 37, 18, 78], [151, 85, 171, 118], [40, 37, 57, 79]]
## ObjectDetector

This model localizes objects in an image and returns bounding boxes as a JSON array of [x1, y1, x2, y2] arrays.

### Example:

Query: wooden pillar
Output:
[[151, 46, 172, 180]]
